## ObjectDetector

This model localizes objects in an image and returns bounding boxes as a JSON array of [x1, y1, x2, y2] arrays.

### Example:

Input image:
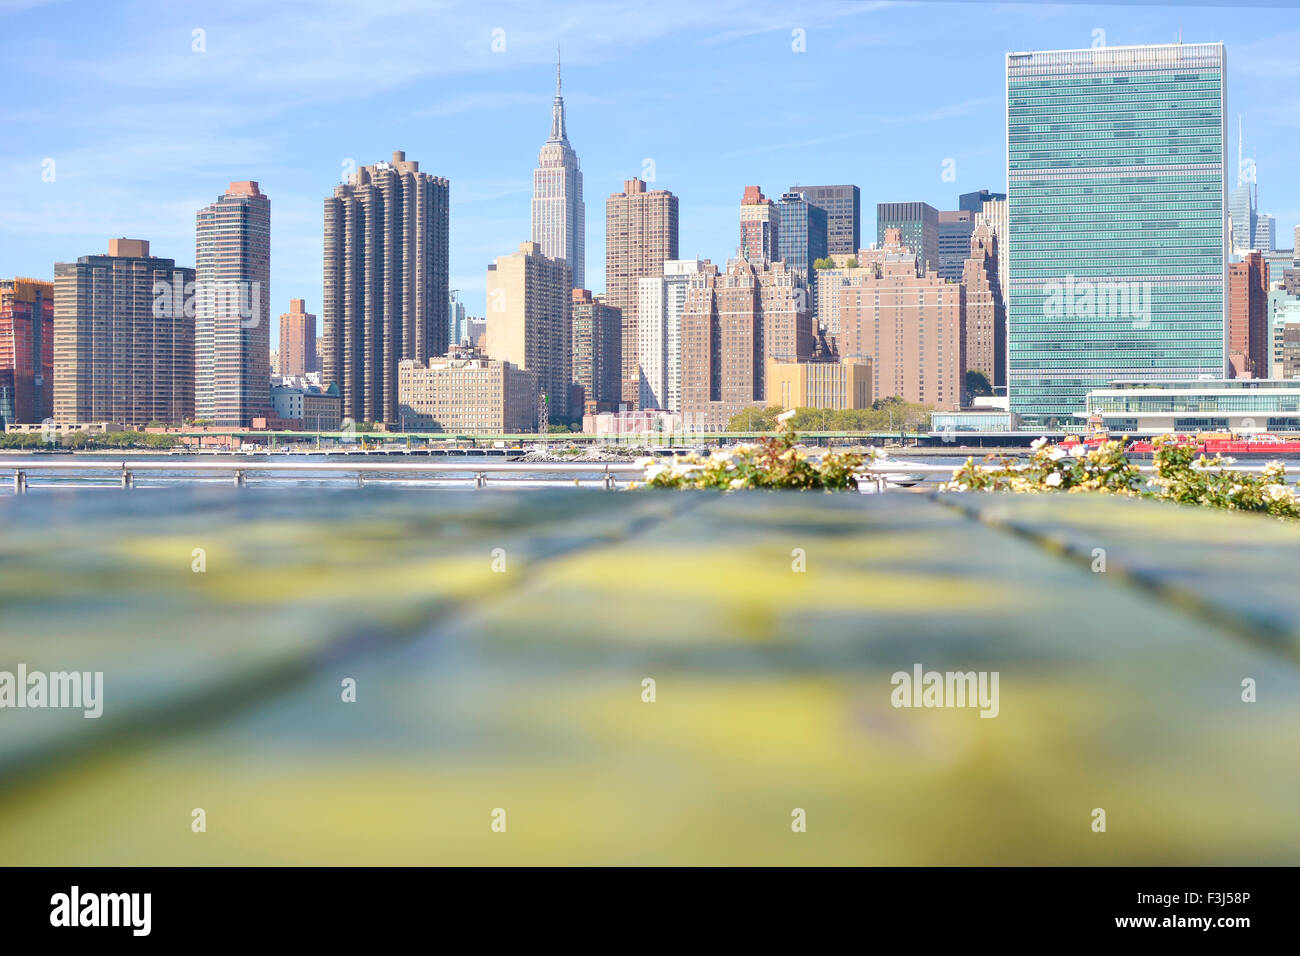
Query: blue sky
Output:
[[2, 0, 1298, 327]]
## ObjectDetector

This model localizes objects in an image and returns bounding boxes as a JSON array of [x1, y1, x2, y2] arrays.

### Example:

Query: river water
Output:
[[2, 450, 1299, 495]]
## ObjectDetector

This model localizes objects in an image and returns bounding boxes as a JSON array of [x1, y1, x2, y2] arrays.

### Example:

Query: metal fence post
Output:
[[14, 470, 26, 494]]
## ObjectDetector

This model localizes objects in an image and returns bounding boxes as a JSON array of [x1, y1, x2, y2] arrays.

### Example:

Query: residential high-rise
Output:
[[877, 202, 939, 276], [791, 185, 860, 256], [322, 151, 450, 425], [1007, 43, 1227, 427], [531, 55, 584, 290], [484, 241, 572, 422], [0, 278, 54, 426], [961, 223, 1005, 388], [776, 191, 828, 285], [814, 259, 873, 338], [195, 181, 270, 427], [838, 228, 963, 410], [571, 289, 621, 413], [739, 186, 778, 262], [606, 178, 679, 406], [1228, 251, 1269, 378], [975, 198, 1008, 320], [678, 258, 812, 430], [53, 239, 195, 425], [937, 209, 975, 283], [637, 259, 707, 412], [279, 299, 317, 378]]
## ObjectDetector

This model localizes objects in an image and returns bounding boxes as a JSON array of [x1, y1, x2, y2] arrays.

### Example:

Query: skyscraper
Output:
[[1227, 251, 1268, 378], [606, 178, 679, 406], [0, 278, 54, 426], [961, 223, 1005, 388], [484, 241, 572, 423], [876, 202, 939, 276], [637, 258, 707, 412], [279, 298, 317, 378], [739, 186, 778, 262], [448, 291, 468, 347], [53, 239, 195, 425], [937, 209, 975, 283], [531, 54, 584, 290], [959, 189, 1006, 213], [1228, 184, 1256, 255], [838, 228, 963, 410], [1007, 43, 1227, 427], [571, 289, 621, 413], [196, 181, 270, 426], [679, 258, 812, 430], [776, 191, 828, 284], [791, 185, 860, 256], [322, 151, 450, 425], [975, 197, 1008, 320], [1228, 117, 1258, 256], [1256, 213, 1275, 253]]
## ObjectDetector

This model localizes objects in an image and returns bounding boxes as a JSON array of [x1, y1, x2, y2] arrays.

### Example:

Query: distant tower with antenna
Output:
[[530, 46, 585, 290]]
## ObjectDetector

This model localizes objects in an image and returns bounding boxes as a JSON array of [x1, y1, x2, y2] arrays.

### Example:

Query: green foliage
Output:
[[942, 435, 1300, 519], [965, 369, 992, 398], [635, 429, 866, 492], [724, 400, 933, 434], [844, 257, 859, 269], [41, 430, 179, 450], [812, 257, 835, 270], [0, 432, 50, 449]]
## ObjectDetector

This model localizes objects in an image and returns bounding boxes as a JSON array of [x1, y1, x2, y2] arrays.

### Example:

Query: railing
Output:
[[0, 459, 645, 493], [0, 458, 1284, 495]]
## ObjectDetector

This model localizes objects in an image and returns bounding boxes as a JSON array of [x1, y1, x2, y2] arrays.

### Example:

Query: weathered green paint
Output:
[[0, 490, 1295, 864]]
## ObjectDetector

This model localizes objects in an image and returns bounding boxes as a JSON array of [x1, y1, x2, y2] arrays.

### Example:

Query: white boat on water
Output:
[[854, 454, 925, 492]]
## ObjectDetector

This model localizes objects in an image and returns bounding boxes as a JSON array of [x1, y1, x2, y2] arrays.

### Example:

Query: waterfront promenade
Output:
[[0, 488, 1296, 864]]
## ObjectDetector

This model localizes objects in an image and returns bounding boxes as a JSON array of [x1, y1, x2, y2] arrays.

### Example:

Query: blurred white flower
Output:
[[1044, 472, 1062, 487]]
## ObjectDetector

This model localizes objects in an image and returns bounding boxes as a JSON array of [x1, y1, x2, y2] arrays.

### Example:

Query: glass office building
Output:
[[776, 192, 828, 281], [1006, 43, 1227, 428]]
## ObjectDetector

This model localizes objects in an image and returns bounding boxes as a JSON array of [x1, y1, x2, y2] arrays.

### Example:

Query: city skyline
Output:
[[2, 1, 1296, 327]]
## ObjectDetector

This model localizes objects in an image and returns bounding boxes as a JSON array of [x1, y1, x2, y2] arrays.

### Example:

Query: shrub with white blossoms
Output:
[[941, 435, 1300, 520], [633, 419, 866, 492]]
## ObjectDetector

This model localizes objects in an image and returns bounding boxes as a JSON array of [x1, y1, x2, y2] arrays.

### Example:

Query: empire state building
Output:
[[531, 53, 585, 290]]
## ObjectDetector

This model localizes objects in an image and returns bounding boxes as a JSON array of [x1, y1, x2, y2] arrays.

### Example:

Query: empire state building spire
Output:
[[532, 47, 584, 290], [549, 47, 568, 145]]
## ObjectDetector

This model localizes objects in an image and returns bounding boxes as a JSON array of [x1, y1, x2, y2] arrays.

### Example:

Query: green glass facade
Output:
[[1007, 44, 1226, 429]]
